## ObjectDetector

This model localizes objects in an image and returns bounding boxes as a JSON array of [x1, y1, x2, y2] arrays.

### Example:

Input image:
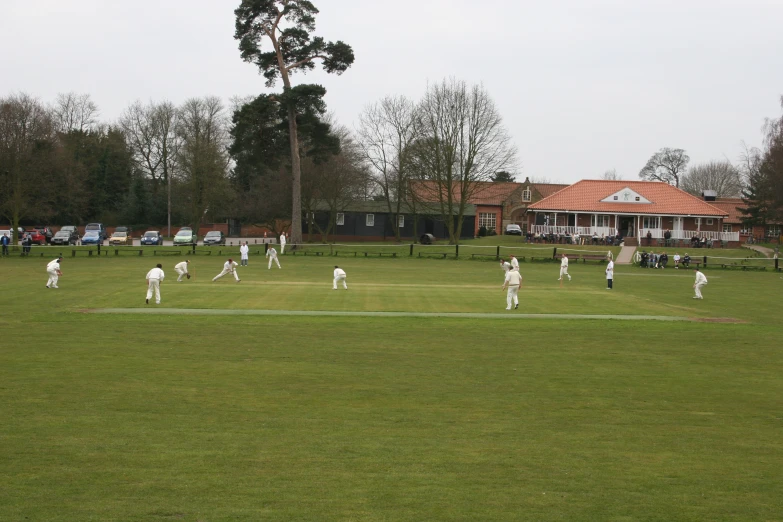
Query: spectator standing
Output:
[[45, 256, 63, 288], [145, 263, 165, 304], [606, 258, 614, 290], [22, 233, 32, 255], [279, 233, 287, 254], [1, 232, 9, 256], [693, 268, 708, 299], [240, 242, 249, 266], [333, 266, 348, 290]]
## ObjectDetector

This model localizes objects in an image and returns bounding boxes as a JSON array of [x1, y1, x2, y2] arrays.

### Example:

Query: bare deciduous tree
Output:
[[639, 148, 689, 187], [357, 95, 419, 241], [602, 168, 622, 180], [680, 160, 743, 197], [52, 92, 99, 133], [412, 79, 517, 244], [0, 93, 57, 241], [175, 97, 232, 229], [119, 100, 179, 234]]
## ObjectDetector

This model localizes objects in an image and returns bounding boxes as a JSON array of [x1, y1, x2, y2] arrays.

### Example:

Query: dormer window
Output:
[[522, 189, 531, 202]]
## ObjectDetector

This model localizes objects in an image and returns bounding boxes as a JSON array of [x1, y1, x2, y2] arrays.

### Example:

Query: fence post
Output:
[[455, 244, 459, 258], [264, 243, 269, 253], [703, 255, 708, 268], [72, 250, 76, 257], [410, 244, 414, 257], [776, 257, 779, 271], [496, 245, 500, 260], [553, 247, 558, 260]]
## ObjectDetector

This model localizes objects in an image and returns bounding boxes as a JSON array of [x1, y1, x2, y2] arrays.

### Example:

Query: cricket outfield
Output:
[[0, 251, 780, 521]]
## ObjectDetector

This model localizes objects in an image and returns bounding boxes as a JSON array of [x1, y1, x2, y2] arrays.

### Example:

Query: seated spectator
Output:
[[660, 253, 668, 268], [683, 253, 691, 268]]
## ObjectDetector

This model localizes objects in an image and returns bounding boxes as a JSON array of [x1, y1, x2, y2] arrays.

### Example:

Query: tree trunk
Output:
[[287, 105, 303, 246]]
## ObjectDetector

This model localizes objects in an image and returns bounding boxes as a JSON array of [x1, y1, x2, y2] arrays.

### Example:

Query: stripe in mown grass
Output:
[[82, 308, 721, 321]]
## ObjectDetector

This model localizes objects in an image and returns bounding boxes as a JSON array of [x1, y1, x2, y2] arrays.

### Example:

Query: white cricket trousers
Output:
[[213, 269, 239, 281], [506, 285, 519, 309], [280, 242, 285, 254], [146, 279, 161, 304], [175, 267, 188, 281], [333, 275, 347, 289], [268, 257, 281, 269], [46, 270, 59, 288], [559, 267, 570, 280], [694, 282, 706, 299]]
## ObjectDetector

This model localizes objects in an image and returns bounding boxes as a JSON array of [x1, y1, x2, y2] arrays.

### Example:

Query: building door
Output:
[[673, 217, 684, 232], [619, 216, 635, 237]]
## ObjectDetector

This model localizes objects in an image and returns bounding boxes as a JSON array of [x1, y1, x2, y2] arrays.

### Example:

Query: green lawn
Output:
[[0, 253, 781, 521]]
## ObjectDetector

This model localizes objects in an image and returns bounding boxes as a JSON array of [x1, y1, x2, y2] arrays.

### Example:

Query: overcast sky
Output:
[[2, 0, 782, 184]]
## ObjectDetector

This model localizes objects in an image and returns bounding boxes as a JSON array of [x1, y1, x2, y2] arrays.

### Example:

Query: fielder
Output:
[[501, 267, 522, 310], [174, 260, 190, 281], [500, 258, 511, 275], [240, 242, 249, 266], [333, 266, 347, 290], [559, 254, 571, 281], [693, 268, 708, 299], [510, 255, 519, 271], [606, 258, 614, 290], [266, 247, 281, 269], [45, 256, 63, 289], [213, 258, 240, 282], [279, 233, 286, 254], [146, 263, 165, 304]]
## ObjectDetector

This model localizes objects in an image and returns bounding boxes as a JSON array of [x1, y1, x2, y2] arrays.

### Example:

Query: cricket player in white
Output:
[[146, 263, 165, 304], [502, 268, 522, 310], [240, 242, 249, 266], [559, 254, 571, 281], [46, 257, 63, 288], [500, 258, 511, 274], [174, 260, 190, 281], [606, 259, 614, 290], [213, 258, 240, 282], [266, 247, 281, 269], [510, 255, 519, 271], [693, 268, 708, 299], [279, 233, 286, 254], [333, 266, 347, 290]]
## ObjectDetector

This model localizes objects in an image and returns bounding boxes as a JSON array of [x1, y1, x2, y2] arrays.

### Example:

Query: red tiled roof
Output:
[[411, 181, 568, 206], [711, 198, 746, 224], [534, 184, 569, 199], [527, 180, 728, 217]]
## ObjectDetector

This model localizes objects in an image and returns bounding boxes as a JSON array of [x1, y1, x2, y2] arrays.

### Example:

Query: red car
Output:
[[23, 229, 46, 245]]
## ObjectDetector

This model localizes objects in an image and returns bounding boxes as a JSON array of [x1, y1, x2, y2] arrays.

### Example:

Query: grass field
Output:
[[1, 249, 781, 521]]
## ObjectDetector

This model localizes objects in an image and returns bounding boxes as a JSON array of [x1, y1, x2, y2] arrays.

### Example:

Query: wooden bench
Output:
[[557, 254, 607, 263], [291, 250, 323, 256], [418, 252, 449, 259], [470, 253, 498, 259], [363, 252, 397, 257]]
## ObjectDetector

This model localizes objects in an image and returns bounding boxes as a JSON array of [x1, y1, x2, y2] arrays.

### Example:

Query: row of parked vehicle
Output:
[[0, 224, 228, 247]]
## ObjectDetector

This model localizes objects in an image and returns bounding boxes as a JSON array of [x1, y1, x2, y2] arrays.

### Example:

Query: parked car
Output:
[[81, 230, 102, 245], [85, 223, 107, 241], [140, 230, 163, 246], [24, 229, 47, 245], [34, 226, 54, 243], [109, 231, 133, 245], [505, 224, 523, 235], [203, 230, 226, 246], [51, 230, 78, 245], [173, 227, 197, 246]]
